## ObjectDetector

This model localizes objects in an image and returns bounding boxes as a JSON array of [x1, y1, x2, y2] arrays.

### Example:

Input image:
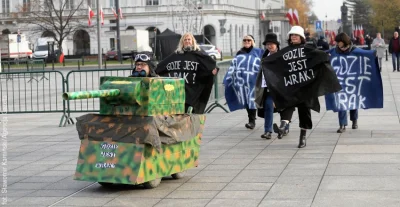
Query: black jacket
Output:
[[317, 39, 329, 51], [389, 37, 400, 54], [156, 50, 217, 114]]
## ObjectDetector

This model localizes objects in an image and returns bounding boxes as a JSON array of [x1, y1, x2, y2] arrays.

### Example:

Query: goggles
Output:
[[134, 54, 151, 62]]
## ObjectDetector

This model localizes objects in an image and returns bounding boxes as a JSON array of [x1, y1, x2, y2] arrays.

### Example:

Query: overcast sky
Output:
[[312, 0, 343, 20]]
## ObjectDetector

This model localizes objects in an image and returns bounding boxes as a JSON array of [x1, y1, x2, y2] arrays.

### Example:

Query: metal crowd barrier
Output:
[[0, 70, 67, 126], [0, 62, 229, 127], [205, 60, 230, 113], [62, 68, 133, 126]]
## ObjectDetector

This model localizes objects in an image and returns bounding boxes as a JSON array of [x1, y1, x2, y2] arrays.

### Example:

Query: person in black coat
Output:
[[156, 32, 218, 114], [317, 36, 330, 51]]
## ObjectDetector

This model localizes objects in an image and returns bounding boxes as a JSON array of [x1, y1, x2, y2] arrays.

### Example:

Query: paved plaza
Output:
[[2, 59, 400, 207]]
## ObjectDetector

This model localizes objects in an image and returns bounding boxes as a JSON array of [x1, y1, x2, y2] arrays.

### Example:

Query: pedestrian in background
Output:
[[388, 31, 400, 72], [372, 33, 386, 72]]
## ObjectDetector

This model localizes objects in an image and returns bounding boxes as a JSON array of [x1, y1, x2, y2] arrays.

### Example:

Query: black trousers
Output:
[[246, 107, 256, 123], [280, 105, 312, 129]]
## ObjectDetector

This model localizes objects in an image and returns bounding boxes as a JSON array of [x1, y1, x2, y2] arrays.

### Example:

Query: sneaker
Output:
[[245, 122, 255, 129], [337, 126, 346, 133], [261, 132, 272, 139]]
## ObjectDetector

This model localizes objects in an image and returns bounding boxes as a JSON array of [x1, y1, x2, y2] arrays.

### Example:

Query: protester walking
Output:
[[255, 33, 288, 139], [317, 36, 330, 51], [330, 33, 359, 133], [389, 31, 400, 72], [224, 35, 264, 129], [372, 33, 386, 72], [262, 26, 341, 148], [156, 32, 218, 114]]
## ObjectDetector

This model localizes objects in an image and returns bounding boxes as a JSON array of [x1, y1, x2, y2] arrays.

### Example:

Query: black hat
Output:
[[262, 33, 279, 46]]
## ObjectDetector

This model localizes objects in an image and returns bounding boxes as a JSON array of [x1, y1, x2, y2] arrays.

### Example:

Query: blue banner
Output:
[[325, 48, 383, 112], [223, 49, 263, 112]]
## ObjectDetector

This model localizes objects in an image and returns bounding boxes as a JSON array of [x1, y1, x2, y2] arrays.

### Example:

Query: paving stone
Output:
[[223, 183, 273, 191], [28, 189, 78, 197], [154, 198, 210, 207], [325, 163, 400, 176], [319, 176, 400, 190], [103, 198, 161, 207], [215, 190, 267, 199], [188, 176, 235, 183], [177, 183, 227, 191], [166, 190, 219, 199], [259, 199, 313, 207], [312, 191, 400, 207], [53, 197, 114, 206], [330, 154, 400, 164], [10, 196, 63, 206], [334, 145, 400, 153], [206, 199, 260, 207], [237, 169, 283, 177]]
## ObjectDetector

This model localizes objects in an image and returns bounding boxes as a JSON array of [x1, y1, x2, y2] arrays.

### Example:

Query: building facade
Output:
[[0, 0, 288, 56]]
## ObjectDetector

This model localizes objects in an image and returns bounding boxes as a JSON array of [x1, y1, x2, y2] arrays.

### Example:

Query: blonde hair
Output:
[[242, 35, 255, 47], [175, 32, 201, 53]]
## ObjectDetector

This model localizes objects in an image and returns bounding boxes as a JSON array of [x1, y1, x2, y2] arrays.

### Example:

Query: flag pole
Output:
[[96, 0, 102, 69], [116, 0, 122, 64]]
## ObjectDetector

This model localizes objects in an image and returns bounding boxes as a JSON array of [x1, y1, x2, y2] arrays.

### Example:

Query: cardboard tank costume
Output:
[[63, 76, 206, 188]]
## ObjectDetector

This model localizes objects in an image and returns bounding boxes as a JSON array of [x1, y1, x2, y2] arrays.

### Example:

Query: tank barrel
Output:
[[62, 89, 120, 100]]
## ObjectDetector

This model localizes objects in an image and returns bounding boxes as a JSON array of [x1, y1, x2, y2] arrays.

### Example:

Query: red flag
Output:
[[293, 9, 299, 25], [88, 6, 95, 26], [100, 6, 104, 25], [118, 8, 123, 19], [330, 31, 336, 45], [361, 25, 364, 35], [286, 8, 294, 26], [112, 7, 118, 18], [260, 11, 265, 20]]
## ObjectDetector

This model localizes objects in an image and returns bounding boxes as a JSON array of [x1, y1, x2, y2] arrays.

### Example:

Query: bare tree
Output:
[[16, 0, 88, 53], [170, 0, 204, 35]]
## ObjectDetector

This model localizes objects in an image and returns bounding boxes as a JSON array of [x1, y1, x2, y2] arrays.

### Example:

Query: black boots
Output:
[[245, 109, 256, 129], [245, 122, 255, 129], [298, 129, 307, 148], [273, 121, 288, 139], [261, 132, 272, 139], [337, 125, 346, 133], [352, 120, 358, 129]]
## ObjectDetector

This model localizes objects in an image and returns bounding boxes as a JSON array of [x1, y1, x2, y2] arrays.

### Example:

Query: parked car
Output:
[[199, 44, 222, 60], [105, 48, 133, 61]]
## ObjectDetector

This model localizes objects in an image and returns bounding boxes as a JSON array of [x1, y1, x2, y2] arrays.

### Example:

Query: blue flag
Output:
[[325, 48, 383, 112], [223, 49, 263, 112]]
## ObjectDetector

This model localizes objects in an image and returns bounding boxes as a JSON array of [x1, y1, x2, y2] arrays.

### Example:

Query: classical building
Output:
[[0, 0, 289, 56]]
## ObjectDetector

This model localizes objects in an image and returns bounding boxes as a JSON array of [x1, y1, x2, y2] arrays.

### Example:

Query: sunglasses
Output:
[[135, 62, 148, 67], [134, 54, 151, 62], [243, 39, 252, 42]]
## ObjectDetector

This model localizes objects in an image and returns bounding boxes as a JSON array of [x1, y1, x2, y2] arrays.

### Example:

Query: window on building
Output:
[[146, 0, 159, 6], [22, 0, 30, 12], [201, 0, 210, 4], [110, 38, 115, 50], [87, 0, 96, 8], [110, 0, 115, 8], [109, 19, 117, 31], [64, 0, 74, 10], [2, 0, 10, 15]]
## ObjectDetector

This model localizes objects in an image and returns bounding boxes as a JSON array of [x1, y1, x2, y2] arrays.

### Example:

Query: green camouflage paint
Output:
[[63, 89, 120, 100], [74, 115, 205, 184]]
